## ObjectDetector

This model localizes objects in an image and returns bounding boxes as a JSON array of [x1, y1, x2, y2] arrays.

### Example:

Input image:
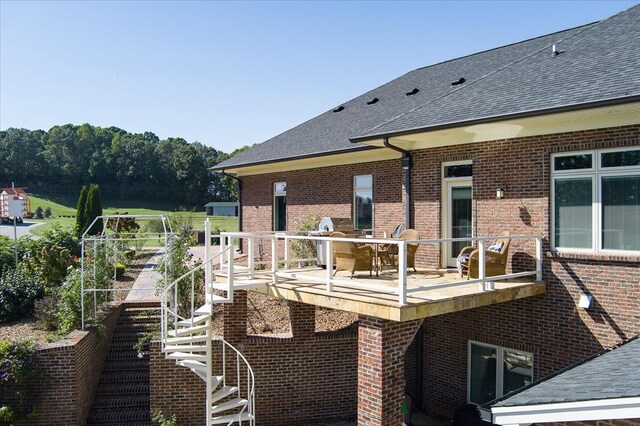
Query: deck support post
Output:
[[358, 316, 424, 426]]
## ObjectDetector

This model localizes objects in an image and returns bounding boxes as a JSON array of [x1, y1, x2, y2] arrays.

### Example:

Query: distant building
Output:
[[204, 201, 238, 216], [0, 186, 30, 222]]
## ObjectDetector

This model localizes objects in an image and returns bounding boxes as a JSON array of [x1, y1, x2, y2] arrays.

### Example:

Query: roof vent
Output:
[[333, 105, 345, 113], [451, 78, 466, 87], [366, 97, 379, 105], [551, 44, 563, 57], [405, 88, 419, 96]]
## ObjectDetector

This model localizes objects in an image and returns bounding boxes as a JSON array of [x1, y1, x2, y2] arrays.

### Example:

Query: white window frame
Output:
[[467, 340, 533, 405], [551, 146, 640, 254], [353, 175, 373, 231], [273, 182, 287, 232]]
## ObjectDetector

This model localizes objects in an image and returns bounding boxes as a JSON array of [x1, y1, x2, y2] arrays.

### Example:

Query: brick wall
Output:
[[358, 316, 423, 426], [239, 124, 640, 421], [150, 294, 359, 425], [21, 302, 122, 425]]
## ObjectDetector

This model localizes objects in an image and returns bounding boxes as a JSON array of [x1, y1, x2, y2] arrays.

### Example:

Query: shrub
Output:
[[43, 207, 52, 218], [0, 265, 42, 323], [290, 217, 320, 263], [75, 186, 88, 238], [84, 184, 103, 236], [33, 296, 59, 332], [24, 246, 75, 294], [34, 207, 43, 219], [0, 339, 39, 421], [114, 263, 125, 279]]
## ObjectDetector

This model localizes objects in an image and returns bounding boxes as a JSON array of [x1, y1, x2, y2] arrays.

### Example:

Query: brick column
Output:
[[289, 301, 316, 339], [223, 290, 247, 344], [358, 316, 423, 426]]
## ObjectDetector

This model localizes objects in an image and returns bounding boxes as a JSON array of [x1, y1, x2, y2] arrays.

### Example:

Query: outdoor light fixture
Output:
[[578, 294, 593, 309], [496, 187, 505, 199]]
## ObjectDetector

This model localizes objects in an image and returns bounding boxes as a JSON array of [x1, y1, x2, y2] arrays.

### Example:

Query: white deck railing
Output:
[[214, 232, 543, 306]]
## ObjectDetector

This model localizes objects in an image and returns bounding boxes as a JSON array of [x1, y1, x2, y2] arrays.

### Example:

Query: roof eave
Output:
[[209, 145, 380, 173], [349, 94, 640, 144]]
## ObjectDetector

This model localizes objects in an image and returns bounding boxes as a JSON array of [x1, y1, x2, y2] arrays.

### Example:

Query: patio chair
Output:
[[330, 231, 374, 278], [387, 229, 420, 272], [457, 231, 511, 279]]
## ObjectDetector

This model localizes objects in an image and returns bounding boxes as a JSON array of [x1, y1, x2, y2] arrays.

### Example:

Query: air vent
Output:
[[333, 106, 345, 113], [406, 88, 419, 96], [366, 97, 379, 105], [451, 78, 466, 86]]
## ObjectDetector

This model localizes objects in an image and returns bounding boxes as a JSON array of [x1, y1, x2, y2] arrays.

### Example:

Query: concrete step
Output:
[[103, 358, 149, 372], [98, 370, 149, 384], [95, 382, 149, 397]]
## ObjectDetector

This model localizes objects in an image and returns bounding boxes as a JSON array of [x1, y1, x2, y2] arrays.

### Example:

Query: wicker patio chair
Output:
[[387, 229, 420, 272], [330, 231, 374, 278], [457, 231, 511, 279]]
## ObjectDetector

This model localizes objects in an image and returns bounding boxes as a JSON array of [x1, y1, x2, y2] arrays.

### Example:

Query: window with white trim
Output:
[[273, 182, 287, 231], [354, 175, 372, 231], [468, 341, 533, 405], [552, 147, 640, 253]]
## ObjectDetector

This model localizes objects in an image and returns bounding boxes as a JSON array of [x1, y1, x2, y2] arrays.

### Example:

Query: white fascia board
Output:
[[491, 397, 640, 425]]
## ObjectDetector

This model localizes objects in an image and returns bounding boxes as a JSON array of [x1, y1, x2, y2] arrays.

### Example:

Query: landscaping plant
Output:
[[0, 339, 39, 424]]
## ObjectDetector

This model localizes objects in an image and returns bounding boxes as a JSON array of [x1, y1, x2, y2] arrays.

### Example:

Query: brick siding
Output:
[[150, 292, 359, 425], [18, 302, 123, 425], [238, 124, 640, 421]]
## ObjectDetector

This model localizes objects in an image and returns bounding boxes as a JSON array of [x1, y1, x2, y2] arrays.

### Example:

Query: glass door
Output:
[[444, 180, 473, 267]]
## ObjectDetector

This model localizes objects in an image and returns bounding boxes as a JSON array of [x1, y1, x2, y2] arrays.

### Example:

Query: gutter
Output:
[[383, 137, 412, 229], [220, 170, 243, 254]]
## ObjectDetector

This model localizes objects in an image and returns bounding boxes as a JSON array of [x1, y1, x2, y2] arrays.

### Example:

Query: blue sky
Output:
[[1, 1, 637, 153]]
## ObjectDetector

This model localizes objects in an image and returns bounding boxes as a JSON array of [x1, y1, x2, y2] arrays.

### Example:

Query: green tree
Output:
[[75, 185, 88, 237], [84, 184, 103, 235]]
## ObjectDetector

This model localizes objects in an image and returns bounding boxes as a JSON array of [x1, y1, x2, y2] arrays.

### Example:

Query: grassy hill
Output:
[[27, 193, 238, 236]]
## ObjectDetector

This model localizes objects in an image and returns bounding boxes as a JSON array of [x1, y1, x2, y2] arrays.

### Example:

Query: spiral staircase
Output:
[[160, 221, 256, 426]]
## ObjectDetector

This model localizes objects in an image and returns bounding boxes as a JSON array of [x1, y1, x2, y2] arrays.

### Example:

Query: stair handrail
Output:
[[160, 243, 233, 347], [216, 337, 256, 425]]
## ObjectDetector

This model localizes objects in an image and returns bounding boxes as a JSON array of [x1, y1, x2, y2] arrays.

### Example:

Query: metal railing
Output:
[[216, 231, 543, 306]]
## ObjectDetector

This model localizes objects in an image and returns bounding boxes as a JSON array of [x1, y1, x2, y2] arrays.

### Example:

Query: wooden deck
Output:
[[218, 267, 546, 322]]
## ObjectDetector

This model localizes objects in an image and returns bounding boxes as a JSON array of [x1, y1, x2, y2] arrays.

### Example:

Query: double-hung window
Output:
[[552, 147, 640, 253], [468, 341, 533, 405], [354, 175, 372, 231], [273, 182, 287, 231]]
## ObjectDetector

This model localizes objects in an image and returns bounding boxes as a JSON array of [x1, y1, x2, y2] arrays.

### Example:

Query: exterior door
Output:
[[444, 179, 473, 267]]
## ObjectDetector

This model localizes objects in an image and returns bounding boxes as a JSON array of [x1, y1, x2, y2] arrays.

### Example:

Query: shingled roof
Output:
[[213, 4, 640, 171], [483, 336, 640, 424]]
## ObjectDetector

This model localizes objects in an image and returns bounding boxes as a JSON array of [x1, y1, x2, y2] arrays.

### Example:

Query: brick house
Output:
[[155, 5, 639, 426]]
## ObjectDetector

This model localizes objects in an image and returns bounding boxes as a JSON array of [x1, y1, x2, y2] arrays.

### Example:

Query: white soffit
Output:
[[366, 102, 640, 151], [233, 148, 402, 177], [491, 397, 640, 425]]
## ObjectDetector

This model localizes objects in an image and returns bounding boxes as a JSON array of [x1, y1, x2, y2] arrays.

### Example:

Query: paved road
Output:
[[0, 221, 44, 239]]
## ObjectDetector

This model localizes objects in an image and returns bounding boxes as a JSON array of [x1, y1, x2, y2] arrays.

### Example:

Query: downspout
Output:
[[221, 170, 243, 254], [383, 138, 422, 407], [383, 137, 412, 229]]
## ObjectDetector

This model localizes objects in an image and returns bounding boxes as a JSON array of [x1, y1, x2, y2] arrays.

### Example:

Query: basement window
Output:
[[468, 341, 533, 405]]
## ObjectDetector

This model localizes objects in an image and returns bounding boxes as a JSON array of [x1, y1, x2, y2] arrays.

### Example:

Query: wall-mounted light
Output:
[[496, 187, 505, 200], [578, 294, 593, 308]]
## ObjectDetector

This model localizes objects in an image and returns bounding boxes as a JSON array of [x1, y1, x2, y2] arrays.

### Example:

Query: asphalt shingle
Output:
[[214, 4, 640, 170], [493, 337, 640, 407]]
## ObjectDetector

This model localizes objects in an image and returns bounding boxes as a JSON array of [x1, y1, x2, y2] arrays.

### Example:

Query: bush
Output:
[[34, 296, 59, 332], [0, 265, 42, 323], [152, 410, 179, 426], [44, 207, 52, 218], [0, 339, 39, 422], [24, 245, 75, 294], [34, 207, 43, 219], [114, 263, 125, 279]]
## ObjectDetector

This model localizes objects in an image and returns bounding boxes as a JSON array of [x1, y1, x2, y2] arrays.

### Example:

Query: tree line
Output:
[[0, 124, 249, 208]]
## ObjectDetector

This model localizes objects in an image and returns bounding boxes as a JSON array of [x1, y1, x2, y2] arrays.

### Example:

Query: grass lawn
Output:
[[28, 194, 238, 237]]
